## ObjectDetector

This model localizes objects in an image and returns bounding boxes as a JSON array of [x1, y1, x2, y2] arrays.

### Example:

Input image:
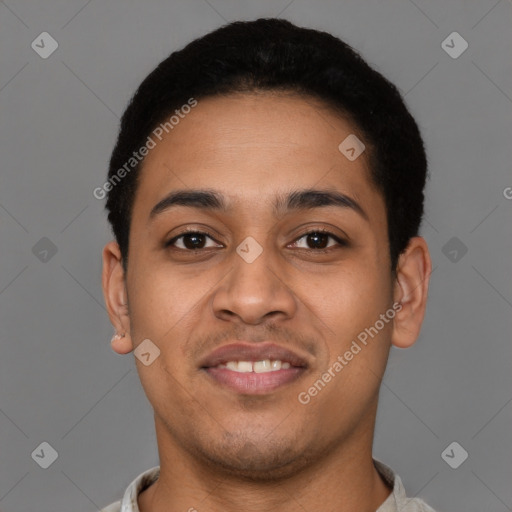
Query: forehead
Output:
[[132, 93, 383, 222]]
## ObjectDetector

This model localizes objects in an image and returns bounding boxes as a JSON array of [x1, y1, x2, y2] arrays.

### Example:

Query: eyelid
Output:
[[288, 228, 347, 250], [165, 227, 223, 248], [165, 227, 347, 251]]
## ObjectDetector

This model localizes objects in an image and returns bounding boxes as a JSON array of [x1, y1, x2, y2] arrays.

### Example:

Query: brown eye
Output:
[[291, 230, 347, 251], [305, 232, 329, 249], [166, 231, 222, 250]]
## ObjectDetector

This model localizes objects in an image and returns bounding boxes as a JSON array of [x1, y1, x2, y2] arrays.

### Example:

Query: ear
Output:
[[391, 236, 432, 348], [101, 240, 134, 354]]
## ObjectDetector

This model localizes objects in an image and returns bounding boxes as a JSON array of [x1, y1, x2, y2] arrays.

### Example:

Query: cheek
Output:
[[314, 263, 393, 364], [320, 265, 387, 318], [127, 266, 215, 373], [129, 267, 199, 329]]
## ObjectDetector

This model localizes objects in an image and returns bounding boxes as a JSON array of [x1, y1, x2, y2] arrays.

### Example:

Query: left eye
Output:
[[290, 231, 346, 250]]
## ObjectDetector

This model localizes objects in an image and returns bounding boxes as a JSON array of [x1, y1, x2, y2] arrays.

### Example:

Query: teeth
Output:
[[217, 360, 293, 373], [237, 361, 253, 373], [254, 360, 271, 373], [271, 360, 282, 370]]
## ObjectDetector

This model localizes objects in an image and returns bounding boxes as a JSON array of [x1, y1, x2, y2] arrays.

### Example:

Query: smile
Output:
[[199, 341, 310, 394], [214, 360, 291, 372]]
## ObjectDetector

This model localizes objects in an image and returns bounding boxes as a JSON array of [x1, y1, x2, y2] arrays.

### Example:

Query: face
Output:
[[108, 92, 403, 479]]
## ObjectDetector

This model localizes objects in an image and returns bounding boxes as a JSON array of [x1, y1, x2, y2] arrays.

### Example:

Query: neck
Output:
[[138, 413, 392, 512]]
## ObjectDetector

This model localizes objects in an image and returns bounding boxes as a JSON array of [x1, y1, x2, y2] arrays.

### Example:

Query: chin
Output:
[[191, 433, 316, 481]]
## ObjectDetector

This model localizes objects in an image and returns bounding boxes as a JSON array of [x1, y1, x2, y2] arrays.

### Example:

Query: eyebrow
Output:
[[148, 188, 368, 222]]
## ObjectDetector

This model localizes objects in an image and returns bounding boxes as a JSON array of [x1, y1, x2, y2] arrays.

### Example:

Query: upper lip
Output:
[[199, 342, 310, 368]]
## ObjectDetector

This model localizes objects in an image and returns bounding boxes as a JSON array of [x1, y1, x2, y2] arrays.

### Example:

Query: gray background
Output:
[[0, 0, 511, 511]]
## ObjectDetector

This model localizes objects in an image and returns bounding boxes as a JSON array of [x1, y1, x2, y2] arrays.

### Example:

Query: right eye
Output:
[[165, 230, 223, 251]]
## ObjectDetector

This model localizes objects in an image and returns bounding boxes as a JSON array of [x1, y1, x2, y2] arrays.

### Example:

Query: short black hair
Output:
[[105, 18, 427, 272]]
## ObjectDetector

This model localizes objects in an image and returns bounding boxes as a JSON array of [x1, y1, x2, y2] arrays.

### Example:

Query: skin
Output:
[[102, 92, 431, 512]]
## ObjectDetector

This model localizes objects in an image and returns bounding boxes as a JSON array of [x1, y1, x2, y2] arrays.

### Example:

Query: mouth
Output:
[[199, 342, 310, 395]]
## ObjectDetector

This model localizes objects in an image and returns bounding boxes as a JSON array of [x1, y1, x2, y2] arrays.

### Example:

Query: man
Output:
[[100, 18, 435, 511]]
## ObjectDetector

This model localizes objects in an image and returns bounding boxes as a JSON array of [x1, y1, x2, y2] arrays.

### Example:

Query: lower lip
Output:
[[204, 367, 306, 394]]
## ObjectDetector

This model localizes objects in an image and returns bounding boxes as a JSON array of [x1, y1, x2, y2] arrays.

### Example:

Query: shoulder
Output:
[[99, 500, 121, 512], [398, 498, 438, 511], [373, 459, 438, 512], [96, 466, 159, 512]]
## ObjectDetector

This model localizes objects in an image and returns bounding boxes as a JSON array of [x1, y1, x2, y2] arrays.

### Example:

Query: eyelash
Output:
[[165, 227, 347, 253]]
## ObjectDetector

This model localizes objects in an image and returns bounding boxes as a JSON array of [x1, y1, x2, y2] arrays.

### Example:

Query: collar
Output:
[[118, 459, 405, 512]]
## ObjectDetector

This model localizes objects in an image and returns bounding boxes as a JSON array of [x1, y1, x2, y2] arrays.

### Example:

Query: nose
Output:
[[212, 241, 297, 325]]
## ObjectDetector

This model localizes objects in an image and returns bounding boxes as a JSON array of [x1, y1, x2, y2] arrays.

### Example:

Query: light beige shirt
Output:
[[100, 459, 437, 512]]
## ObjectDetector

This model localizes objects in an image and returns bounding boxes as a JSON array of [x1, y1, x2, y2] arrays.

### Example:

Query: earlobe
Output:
[[110, 331, 134, 354], [102, 240, 134, 354], [391, 237, 432, 349]]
